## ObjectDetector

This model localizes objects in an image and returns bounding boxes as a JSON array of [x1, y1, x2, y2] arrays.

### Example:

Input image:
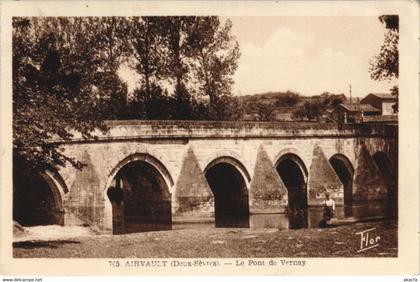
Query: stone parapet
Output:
[[50, 120, 397, 143]]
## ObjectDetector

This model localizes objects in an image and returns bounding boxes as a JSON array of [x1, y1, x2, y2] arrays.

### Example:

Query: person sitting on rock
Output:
[[323, 193, 336, 221]]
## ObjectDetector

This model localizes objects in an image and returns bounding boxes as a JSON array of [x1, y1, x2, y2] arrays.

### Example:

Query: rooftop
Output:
[[365, 93, 397, 101]]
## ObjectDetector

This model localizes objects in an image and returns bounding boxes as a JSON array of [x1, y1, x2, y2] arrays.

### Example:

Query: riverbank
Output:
[[13, 220, 397, 258]]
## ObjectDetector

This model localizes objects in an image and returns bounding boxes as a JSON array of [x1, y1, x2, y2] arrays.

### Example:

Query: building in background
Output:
[[360, 93, 398, 115], [332, 103, 381, 123]]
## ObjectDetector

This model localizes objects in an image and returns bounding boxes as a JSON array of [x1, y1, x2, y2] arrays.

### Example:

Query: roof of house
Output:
[[364, 93, 397, 101], [337, 103, 381, 113]]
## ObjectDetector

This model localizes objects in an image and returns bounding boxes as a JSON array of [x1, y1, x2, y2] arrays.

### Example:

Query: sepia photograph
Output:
[[1, 0, 419, 277]]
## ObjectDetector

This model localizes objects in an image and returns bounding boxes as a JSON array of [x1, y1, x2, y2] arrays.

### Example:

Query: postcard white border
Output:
[[0, 0, 418, 276]]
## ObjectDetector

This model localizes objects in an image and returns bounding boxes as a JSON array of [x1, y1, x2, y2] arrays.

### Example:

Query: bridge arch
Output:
[[103, 153, 174, 233], [40, 169, 68, 208], [43, 167, 69, 193], [204, 156, 251, 186], [107, 153, 174, 189], [275, 153, 308, 210], [274, 148, 309, 175], [275, 153, 308, 182], [204, 156, 250, 227], [13, 167, 66, 226], [329, 153, 354, 207]]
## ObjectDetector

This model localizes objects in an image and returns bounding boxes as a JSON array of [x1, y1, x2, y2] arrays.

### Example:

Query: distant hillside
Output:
[[240, 91, 298, 105], [238, 91, 347, 121]]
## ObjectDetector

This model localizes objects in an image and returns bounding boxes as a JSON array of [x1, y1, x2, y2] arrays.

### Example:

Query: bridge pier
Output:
[[353, 143, 388, 202], [249, 146, 288, 214], [173, 147, 215, 221], [307, 146, 344, 206]]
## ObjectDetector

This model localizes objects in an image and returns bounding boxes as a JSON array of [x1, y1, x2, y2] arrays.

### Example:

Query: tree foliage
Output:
[[274, 91, 299, 107], [129, 17, 169, 116], [369, 32, 398, 81], [188, 18, 241, 119], [369, 15, 399, 112], [292, 101, 324, 121], [13, 18, 122, 171], [88, 17, 132, 119], [255, 103, 276, 121], [128, 16, 241, 120], [390, 85, 398, 113], [320, 92, 346, 109]]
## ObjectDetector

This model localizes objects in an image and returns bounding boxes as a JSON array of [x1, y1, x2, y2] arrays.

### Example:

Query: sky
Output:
[[229, 16, 396, 97], [119, 16, 397, 98]]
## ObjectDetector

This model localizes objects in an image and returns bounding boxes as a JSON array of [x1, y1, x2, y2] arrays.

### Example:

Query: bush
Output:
[[292, 101, 323, 121]]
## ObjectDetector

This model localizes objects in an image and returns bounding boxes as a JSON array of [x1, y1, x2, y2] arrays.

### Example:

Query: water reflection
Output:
[[251, 202, 393, 230], [174, 202, 395, 231]]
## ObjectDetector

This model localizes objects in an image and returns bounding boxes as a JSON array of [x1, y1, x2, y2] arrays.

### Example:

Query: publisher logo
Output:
[[355, 227, 381, 253]]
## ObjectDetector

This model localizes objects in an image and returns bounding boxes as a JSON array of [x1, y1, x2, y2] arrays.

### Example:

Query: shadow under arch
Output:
[[13, 166, 66, 226], [329, 153, 354, 216], [372, 151, 394, 180], [104, 153, 174, 234], [275, 153, 308, 229], [372, 151, 397, 214], [329, 154, 354, 201], [275, 153, 308, 183], [204, 156, 250, 228]]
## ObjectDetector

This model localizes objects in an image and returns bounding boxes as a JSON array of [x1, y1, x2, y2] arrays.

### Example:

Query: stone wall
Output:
[[47, 121, 397, 233]]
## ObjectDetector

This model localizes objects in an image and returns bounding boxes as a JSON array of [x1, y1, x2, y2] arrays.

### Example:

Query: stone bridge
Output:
[[13, 121, 398, 234]]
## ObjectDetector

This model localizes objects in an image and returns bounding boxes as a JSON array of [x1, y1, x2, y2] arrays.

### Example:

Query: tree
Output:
[[13, 16, 243, 172], [208, 95, 244, 121], [274, 91, 299, 107], [320, 92, 345, 109], [255, 103, 276, 121], [369, 15, 399, 112], [88, 17, 131, 119], [132, 85, 174, 119], [13, 17, 129, 171], [187, 17, 241, 119], [330, 95, 345, 108], [156, 17, 197, 119], [292, 101, 323, 121], [129, 17, 166, 118], [369, 16, 398, 81], [129, 16, 241, 120], [390, 85, 398, 113]]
